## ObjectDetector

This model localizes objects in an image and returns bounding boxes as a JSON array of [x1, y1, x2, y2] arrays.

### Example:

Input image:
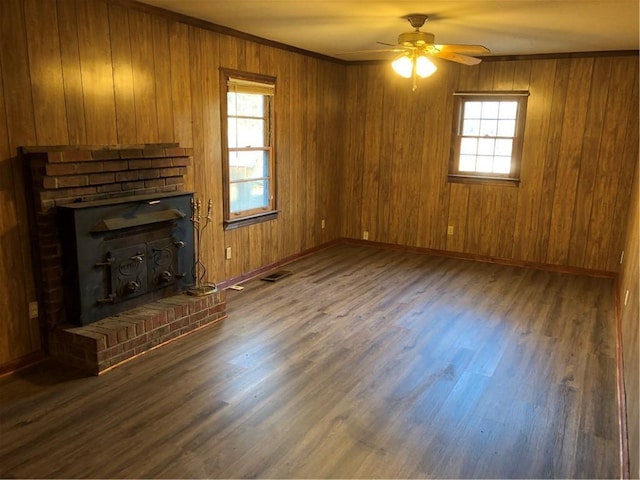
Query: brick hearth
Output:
[[50, 291, 226, 375]]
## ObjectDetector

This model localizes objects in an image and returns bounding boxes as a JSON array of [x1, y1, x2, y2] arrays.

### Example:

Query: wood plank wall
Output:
[[340, 56, 639, 273], [619, 169, 639, 478], [0, 0, 344, 368], [0, 0, 638, 405]]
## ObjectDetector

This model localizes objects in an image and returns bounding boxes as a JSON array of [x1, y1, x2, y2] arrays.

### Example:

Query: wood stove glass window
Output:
[[221, 70, 277, 229]]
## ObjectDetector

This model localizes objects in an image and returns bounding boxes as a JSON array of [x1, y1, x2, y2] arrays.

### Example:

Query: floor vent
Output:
[[261, 270, 293, 282]]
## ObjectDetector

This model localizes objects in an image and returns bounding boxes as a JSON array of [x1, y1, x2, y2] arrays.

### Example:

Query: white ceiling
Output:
[[137, 0, 639, 61]]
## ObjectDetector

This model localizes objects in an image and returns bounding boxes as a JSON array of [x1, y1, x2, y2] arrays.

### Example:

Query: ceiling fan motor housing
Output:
[[398, 31, 435, 47]]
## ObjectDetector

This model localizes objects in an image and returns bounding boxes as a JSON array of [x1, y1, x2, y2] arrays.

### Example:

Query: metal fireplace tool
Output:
[[187, 196, 217, 296]]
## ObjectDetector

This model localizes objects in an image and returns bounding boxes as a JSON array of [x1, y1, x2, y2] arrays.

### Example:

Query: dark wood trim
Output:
[[218, 239, 341, 289], [447, 174, 520, 187], [341, 238, 618, 278], [615, 278, 631, 479], [218, 236, 617, 293], [482, 50, 640, 62], [110, 0, 346, 65], [347, 50, 639, 66], [220, 68, 278, 227], [0, 350, 46, 378], [223, 211, 279, 230]]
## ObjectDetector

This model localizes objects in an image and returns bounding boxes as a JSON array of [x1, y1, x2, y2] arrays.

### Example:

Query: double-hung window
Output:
[[449, 91, 528, 184], [221, 70, 277, 228]]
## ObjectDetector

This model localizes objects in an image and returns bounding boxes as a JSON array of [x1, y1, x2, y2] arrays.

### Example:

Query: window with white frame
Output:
[[449, 92, 528, 184]]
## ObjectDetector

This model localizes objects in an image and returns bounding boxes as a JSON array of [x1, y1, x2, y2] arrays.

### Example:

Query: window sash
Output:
[[221, 69, 277, 225], [449, 92, 528, 183]]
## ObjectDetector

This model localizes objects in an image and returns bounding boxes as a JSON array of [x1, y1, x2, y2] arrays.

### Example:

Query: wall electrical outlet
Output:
[[321, 219, 325, 229], [29, 301, 38, 319], [225, 247, 232, 260], [363, 231, 369, 240], [447, 225, 454, 236]]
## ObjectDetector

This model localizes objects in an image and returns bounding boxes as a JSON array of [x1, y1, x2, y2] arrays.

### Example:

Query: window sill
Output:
[[224, 210, 279, 230], [447, 174, 520, 187]]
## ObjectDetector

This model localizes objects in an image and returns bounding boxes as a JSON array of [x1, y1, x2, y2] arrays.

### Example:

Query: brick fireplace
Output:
[[21, 144, 226, 374]]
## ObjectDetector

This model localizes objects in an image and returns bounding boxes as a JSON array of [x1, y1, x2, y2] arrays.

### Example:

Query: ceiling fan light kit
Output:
[[351, 13, 491, 91], [392, 52, 438, 89]]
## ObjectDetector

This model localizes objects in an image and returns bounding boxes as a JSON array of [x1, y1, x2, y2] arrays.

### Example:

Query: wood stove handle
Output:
[[97, 294, 116, 304]]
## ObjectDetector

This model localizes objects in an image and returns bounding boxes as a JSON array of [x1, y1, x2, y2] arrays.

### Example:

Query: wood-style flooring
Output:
[[0, 244, 620, 478]]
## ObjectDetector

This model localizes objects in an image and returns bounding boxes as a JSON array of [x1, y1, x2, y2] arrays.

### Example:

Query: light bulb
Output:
[[392, 55, 413, 78], [415, 55, 437, 78]]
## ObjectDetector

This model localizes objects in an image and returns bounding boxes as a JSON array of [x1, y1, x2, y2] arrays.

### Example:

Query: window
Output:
[[449, 91, 528, 184], [221, 69, 277, 228]]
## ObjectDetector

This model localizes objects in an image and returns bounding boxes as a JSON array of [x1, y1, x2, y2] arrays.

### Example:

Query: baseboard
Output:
[[217, 238, 341, 289], [615, 278, 631, 479], [0, 350, 46, 378], [219, 237, 617, 291], [341, 237, 618, 279]]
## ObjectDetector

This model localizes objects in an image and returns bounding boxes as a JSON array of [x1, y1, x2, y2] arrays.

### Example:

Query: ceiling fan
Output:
[[342, 14, 491, 90]]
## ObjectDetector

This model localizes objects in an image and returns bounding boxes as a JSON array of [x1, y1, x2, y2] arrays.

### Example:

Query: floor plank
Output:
[[0, 244, 619, 478]]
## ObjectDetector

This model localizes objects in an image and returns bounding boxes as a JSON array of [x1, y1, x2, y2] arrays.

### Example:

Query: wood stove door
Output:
[[147, 237, 184, 289], [109, 243, 148, 302]]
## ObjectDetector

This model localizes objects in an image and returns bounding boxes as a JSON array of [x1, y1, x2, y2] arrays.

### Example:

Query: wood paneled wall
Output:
[[619, 168, 639, 478], [0, 0, 344, 368], [340, 55, 639, 273], [0, 0, 638, 393]]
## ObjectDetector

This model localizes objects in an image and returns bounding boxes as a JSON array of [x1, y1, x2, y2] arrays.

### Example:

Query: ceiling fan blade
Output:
[[434, 44, 491, 55], [336, 48, 403, 56], [431, 51, 483, 65], [376, 41, 400, 47]]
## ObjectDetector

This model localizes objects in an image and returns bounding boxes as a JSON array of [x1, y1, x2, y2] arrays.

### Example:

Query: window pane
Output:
[[479, 119, 498, 136], [451, 95, 526, 181], [230, 180, 269, 213], [499, 101, 518, 119], [462, 119, 480, 136], [481, 102, 500, 118], [495, 139, 513, 156], [464, 101, 482, 118], [228, 118, 265, 148], [229, 150, 269, 181], [476, 156, 493, 172], [494, 156, 511, 174], [459, 155, 476, 171], [232, 92, 265, 117], [497, 119, 516, 137], [478, 138, 495, 155], [460, 137, 478, 154], [227, 92, 237, 116]]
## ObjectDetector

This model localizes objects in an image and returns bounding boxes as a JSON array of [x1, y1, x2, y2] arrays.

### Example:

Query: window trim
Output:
[[220, 68, 278, 229], [448, 90, 529, 186]]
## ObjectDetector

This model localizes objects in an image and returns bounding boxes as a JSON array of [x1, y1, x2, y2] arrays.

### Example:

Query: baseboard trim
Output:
[[615, 278, 631, 479], [341, 238, 618, 279], [217, 239, 341, 290], [0, 350, 47, 378]]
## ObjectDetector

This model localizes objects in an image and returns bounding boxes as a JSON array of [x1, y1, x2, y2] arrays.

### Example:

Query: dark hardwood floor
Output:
[[0, 244, 619, 478]]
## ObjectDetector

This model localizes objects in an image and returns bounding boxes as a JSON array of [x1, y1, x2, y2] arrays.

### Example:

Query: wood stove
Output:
[[58, 192, 194, 326]]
